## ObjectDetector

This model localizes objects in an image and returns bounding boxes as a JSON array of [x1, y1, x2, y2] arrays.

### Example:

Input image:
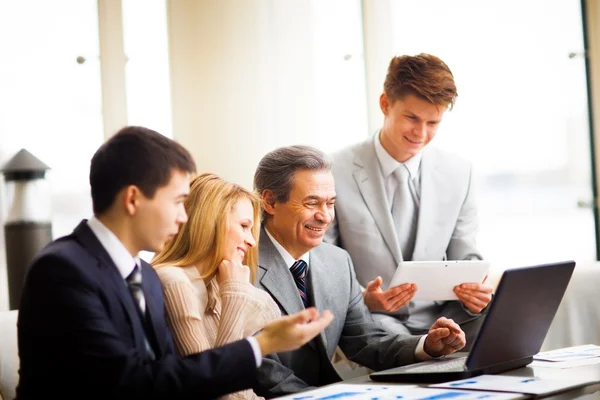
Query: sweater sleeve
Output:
[[162, 276, 265, 400], [215, 280, 280, 347], [162, 280, 212, 356]]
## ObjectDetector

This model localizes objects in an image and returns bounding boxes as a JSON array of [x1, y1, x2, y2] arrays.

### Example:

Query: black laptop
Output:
[[370, 260, 576, 384]]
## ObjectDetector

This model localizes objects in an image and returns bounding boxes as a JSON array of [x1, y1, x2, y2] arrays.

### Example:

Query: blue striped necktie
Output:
[[290, 260, 309, 308]]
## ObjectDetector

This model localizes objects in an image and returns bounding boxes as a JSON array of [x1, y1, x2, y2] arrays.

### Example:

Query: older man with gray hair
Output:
[[252, 145, 466, 398]]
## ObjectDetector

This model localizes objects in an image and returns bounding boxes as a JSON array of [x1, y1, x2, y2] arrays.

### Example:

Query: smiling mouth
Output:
[[305, 225, 326, 232], [404, 136, 422, 144]]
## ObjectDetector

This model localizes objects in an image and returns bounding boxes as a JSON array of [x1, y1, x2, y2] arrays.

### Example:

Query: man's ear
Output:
[[380, 92, 390, 116], [261, 190, 277, 217], [123, 185, 142, 216]]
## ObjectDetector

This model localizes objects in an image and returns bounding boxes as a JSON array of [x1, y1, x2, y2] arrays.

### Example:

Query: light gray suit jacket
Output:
[[324, 137, 483, 330], [254, 227, 421, 397]]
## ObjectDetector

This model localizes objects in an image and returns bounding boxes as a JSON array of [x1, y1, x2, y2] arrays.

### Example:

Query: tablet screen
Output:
[[387, 260, 491, 301]]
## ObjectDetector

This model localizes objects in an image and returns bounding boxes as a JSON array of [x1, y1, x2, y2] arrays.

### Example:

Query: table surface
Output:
[[343, 354, 600, 399]]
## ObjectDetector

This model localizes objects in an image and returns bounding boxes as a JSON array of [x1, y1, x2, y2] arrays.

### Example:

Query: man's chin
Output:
[[307, 237, 324, 249]]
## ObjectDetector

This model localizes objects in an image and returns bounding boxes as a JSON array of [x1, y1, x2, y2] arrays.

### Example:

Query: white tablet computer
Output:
[[387, 260, 491, 301]]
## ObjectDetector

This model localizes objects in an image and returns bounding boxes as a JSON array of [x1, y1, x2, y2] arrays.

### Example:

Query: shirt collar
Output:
[[264, 227, 310, 269], [87, 216, 141, 280], [373, 130, 423, 180]]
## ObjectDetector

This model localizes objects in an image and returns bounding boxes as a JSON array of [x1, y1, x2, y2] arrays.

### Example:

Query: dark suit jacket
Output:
[[253, 227, 421, 398], [16, 220, 257, 400]]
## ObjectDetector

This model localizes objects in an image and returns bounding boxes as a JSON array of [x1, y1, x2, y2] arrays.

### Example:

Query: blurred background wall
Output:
[[0, 0, 599, 310]]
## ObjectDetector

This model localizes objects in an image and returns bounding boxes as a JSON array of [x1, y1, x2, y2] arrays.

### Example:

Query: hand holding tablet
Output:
[[387, 260, 491, 301]]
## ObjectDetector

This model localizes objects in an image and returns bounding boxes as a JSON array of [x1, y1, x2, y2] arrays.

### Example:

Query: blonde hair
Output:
[[152, 173, 261, 283]]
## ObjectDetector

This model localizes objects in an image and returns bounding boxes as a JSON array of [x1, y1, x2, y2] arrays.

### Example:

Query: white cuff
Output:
[[415, 334, 434, 361], [246, 336, 262, 367]]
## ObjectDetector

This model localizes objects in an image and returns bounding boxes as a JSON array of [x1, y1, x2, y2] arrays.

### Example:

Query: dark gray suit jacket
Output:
[[254, 227, 421, 398]]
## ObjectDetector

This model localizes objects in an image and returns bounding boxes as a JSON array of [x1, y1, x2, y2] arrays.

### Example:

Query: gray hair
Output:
[[254, 145, 332, 206]]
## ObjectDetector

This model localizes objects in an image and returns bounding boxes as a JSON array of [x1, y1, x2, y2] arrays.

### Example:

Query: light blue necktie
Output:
[[392, 165, 418, 261]]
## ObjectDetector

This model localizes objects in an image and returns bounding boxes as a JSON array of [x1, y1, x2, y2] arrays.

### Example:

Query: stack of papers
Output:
[[431, 374, 598, 396], [534, 344, 600, 362], [531, 344, 600, 369], [276, 383, 523, 399]]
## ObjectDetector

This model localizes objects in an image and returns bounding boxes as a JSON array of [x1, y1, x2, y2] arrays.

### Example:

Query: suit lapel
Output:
[[259, 228, 323, 351], [258, 228, 306, 316], [72, 221, 151, 355], [306, 252, 330, 351], [413, 148, 442, 260], [141, 263, 165, 356], [353, 139, 402, 264]]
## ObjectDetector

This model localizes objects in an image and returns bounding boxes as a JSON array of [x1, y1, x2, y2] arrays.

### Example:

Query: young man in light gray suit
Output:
[[252, 145, 466, 398], [323, 54, 493, 346]]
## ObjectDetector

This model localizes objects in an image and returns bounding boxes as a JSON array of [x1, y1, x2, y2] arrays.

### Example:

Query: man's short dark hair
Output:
[[253, 145, 331, 209], [90, 126, 196, 215]]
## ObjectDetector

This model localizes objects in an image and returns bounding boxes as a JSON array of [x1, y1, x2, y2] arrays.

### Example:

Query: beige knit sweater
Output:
[[156, 265, 281, 400]]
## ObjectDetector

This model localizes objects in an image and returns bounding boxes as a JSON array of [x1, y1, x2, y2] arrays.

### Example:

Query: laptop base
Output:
[[370, 356, 533, 384]]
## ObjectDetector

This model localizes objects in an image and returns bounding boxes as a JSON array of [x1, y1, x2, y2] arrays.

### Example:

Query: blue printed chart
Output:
[[275, 383, 521, 400], [533, 344, 600, 362], [431, 374, 598, 396]]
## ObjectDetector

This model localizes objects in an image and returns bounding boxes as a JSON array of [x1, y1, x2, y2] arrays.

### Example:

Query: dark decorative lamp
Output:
[[1, 149, 52, 310]]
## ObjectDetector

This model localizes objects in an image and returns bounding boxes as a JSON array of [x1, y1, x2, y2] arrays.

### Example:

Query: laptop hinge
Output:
[[475, 356, 533, 375]]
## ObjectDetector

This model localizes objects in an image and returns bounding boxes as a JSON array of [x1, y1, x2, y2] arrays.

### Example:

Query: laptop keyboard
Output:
[[403, 356, 467, 372]]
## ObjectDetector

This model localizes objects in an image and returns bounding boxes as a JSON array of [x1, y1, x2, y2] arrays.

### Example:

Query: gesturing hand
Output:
[[255, 308, 334, 355], [216, 259, 251, 284], [424, 317, 466, 357], [363, 276, 416, 312]]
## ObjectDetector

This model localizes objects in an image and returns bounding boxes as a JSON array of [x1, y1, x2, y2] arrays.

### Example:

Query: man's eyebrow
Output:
[[304, 195, 336, 201]]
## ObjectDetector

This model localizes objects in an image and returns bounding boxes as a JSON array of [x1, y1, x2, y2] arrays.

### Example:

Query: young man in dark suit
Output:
[[16, 126, 332, 399]]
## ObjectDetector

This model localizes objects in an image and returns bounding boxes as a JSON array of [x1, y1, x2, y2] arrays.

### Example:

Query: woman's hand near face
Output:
[[216, 259, 251, 284]]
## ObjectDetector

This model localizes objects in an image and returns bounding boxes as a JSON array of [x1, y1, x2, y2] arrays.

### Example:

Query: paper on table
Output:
[[274, 383, 415, 400], [276, 383, 521, 400], [534, 344, 600, 362], [530, 357, 600, 369], [398, 387, 522, 399], [431, 374, 598, 395]]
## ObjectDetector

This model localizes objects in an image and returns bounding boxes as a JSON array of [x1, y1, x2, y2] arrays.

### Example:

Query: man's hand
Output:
[[424, 317, 466, 357], [255, 308, 334, 355], [216, 259, 251, 284], [363, 276, 416, 312], [453, 277, 493, 313]]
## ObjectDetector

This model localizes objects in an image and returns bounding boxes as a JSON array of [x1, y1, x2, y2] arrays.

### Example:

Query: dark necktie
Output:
[[290, 260, 309, 308], [126, 265, 156, 361]]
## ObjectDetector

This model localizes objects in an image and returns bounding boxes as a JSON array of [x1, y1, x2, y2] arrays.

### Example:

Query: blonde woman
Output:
[[152, 173, 280, 400]]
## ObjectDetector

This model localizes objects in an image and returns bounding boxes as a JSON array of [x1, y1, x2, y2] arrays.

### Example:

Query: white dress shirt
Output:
[[373, 131, 422, 207], [265, 228, 310, 271]]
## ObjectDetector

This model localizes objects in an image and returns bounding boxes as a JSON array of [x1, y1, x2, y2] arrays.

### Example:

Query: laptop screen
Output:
[[466, 260, 576, 370]]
